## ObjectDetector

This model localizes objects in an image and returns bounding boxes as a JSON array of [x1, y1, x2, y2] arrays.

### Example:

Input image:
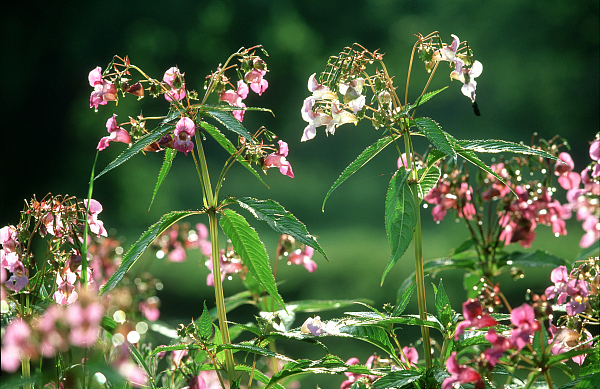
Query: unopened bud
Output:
[[127, 82, 144, 98]]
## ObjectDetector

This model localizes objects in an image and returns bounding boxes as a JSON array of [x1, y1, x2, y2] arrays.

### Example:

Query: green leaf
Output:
[[497, 250, 568, 269], [556, 372, 600, 389], [286, 299, 370, 313], [148, 148, 176, 211], [234, 197, 328, 261], [433, 280, 453, 329], [323, 134, 398, 211], [197, 301, 213, 340], [415, 117, 456, 159], [199, 121, 267, 187], [575, 243, 600, 262], [206, 108, 255, 143], [219, 209, 285, 310], [340, 325, 396, 357], [382, 168, 417, 286], [233, 365, 285, 389], [458, 139, 559, 160], [95, 109, 181, 180], [394, 87, 449, 117], [393, 283, 415, 317], [372, 370, 423, 389], [127, 343, 157, 389], [100, 210, 202, 295], [267, 355, 367, 388], [417, 165, 441, 201], [215, 342, 297, 363]]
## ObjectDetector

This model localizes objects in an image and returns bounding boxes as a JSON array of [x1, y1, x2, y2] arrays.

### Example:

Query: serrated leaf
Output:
[[234, 197, 327, 261], [394, 87, 449, 117], [148, 148, 176, 211], [267, 355, 366, 388], [340, 325, 396, 357], [417, 165, 441, 200], [197, 301, 212, 340], [199, 121, 267, 187], [372, 370, 423, 389], [434, 280, 453, 328], [95, 109, 181, 180], [415, 117, 456, 159], [458, 139, 559, 160], [233, 365, 285, 389], [100, 210, 202, 295], [286, 299, 369, 313], [219, 209, 285, 310], [206, 108, 255, 143], [215, 342, 297, 363], [393, 283, 416, 317], [323, 134, 398, 211], [382, 168, 417, 286]]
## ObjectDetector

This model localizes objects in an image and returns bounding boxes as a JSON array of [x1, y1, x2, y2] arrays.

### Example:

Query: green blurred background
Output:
[[1, 0, 598, 386]]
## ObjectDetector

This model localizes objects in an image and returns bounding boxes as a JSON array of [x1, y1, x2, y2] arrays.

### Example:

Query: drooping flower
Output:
[[139, 296, 160, 321], [205, 249, 245, 287], [65, 300, 104, 347], [264, 140, 294, 178], [339, 78, 366, 114], [510, 304, 540, 350], [565, 278, 589, 315], [399, 346, 419, 367], [301, 316, 325, 336], [340, 355, 378, 389], [163, 66, 186, 102], [0, 318, 37, 372], [245, 68, 268, 96], [438, 34, 460, 62], [307, 73, 337, 100], [4, 260, 28, 292], [287, 245, 316, 272], [301, 97, 332, 141], [53, 271, 78, 305], [174, 117, 195, 155], [555, 152, 581, 190], [442, 352, 483, 389], [84, 199, 108, 237], [483, 329, 512, 367], [219, 80, 248, 122], [454, 299, 497, 340], [326, 100, 358, 136], [98, 114, 131, 151], [548, 326, 592, 366], [89, 67, 117, 110], [545, 265, 569, 304], [451, 60, 483, 103]]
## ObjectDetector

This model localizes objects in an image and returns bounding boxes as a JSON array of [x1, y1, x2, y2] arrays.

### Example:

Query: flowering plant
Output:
[[2, 34, 599, 389]]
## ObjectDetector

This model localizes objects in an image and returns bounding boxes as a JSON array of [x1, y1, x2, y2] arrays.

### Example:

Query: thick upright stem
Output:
[[208, 209, 236, 385], [403, 132, 432, 369]]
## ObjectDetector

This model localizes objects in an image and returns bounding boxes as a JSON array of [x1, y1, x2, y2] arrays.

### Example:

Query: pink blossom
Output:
[[183, 375, 207, 389], [205, 249, 244, 287], [174, 117, 196, 155], [84, 199, 108, 237], [163, 66, 186, 102], [399, 346, 418, 367], [264, 140, 294, 178], [548, 326, 591, 365], [307, 73, 337, 100], [219, 80, 248, 122], [112, 344, 148, 387], [0, 318, 37, 372], [139, 296, 161, 321], [442, 352, 483, 389], [36, 305, 69, 357], [287, 245, 316, 272], [5, 260, 28, 292], [454, 299, 497, 340], [438, 34, 460, 62], [340, 356, 378, 389], [245, 68, 268, 96], [483, 329, 512, 367], [53, 271, 78, 305], [41, 212, 66, 237], [326, 100, 357, 136], [98, 114, 131, 151], [566, 278, 589, 315], [1, 250, 20, 273], [1, 267, 6, 301], [89, 67, 117, 110], [545, 265, 569, 304], [510, 304, 540, 350], [66, 301, 103, 347], [0, 225, 18, 253], [339, 78, 365, 114], [171, 349, 188, 366], [589, 139, 599, 161], [397, 153, 413, 169], [301, 316, 326, 336]]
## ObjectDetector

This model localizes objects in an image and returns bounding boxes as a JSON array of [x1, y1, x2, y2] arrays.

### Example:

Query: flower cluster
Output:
[[276, 234, 317, 273], [218, 57, 269, 122], [341, 355, 379, 389], [419, 33, 483, 102], [152, 222, 212, 263], [557, 136, 600, 248]]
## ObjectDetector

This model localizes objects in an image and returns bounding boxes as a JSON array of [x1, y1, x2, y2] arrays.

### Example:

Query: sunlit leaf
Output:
[[206, 108, 255, 144], [415, 117, 456, 159], [148, 148, 176, 211], [219, 209, 285, 310]]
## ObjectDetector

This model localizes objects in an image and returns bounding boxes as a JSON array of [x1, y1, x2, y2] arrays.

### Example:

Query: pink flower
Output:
[[397, 153, 413, 169], [264, 140, 294, 178], [163, 66, 186, 102], [340, 356, 378, 389], [589, 139, 600, 161], [339, 78, 366, 114], [89, 67, 117, 110], [5, 260, 28, 292], [98, 114, 131, 151], [439, 34, 460, 62], [219, 80, 248, 122], [84, 199, 108, 237], [245, 68, 268, 96], [399, 346, 419, 367], [0, 318, 37, 372], [53, 271, 78, 305], [307, 73, 337, 100], [66, 301, 103, 347], [442, 352, 483, 389], [174, 117, 195, 155], [205, 249, 244, 287], [483, 329, 511, 367], [548, 326, 591, 365], [545, 265, 569, 304], [566, 278, 589, 315], [326, 100, 357, 136], [183, 375, 207, 389], [139, 296, 160, 321], [454, 299, 497, 340], [287, 246, 316, 272], [301, 316, 326, 336], [510, 304, 540, 350], [1, 225, 18, 253], [36, 305, 69, 357]]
